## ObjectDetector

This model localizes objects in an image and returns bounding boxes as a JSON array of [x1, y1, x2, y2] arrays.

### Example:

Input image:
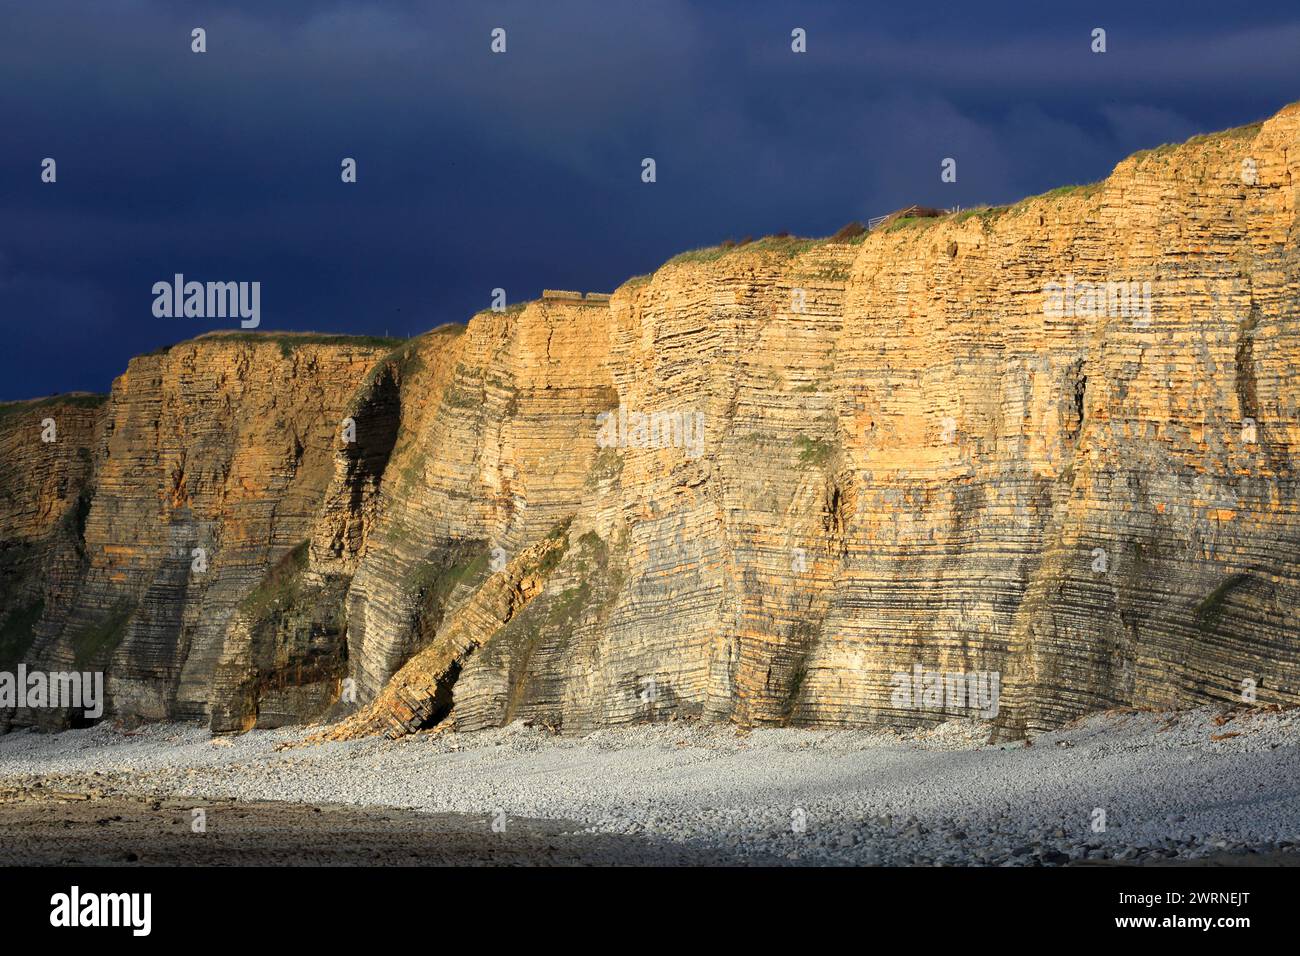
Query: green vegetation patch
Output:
[[406, 547, 491, 609], [396, 448, 428, 490], [1133, 121, 1263, 161], [205, 332, 403, 359], [779, 620, 823, 724], [71, 600, 135, 669], [361, 339, 426, 390], [1034, 183, 1103, 200], [666, 233, 818, 267], [532, 517, 575, 576], [0, 394, 107, 421], [794, 434, 835, 466], [0, 599, 45, 667], [947, 205, 1011, 225], [744, 235, 819, 257], [584, 447, 624, 489], [240, 541, 310, 624], [885, 215, 945, 233], [442, 383, 481, 409], [490, 528, 623, 725], [1194, 572, 1250, 632], [475, 302, 528, 317]]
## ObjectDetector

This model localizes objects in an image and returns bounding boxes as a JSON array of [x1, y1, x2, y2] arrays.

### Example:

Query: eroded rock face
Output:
[[5, 104, 1300, 738], [0, 395, 103, 731], [2, 336, 396, 731]]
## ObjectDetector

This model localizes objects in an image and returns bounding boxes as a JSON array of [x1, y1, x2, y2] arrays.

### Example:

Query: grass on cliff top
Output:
[[657, 193, 1063, 266], [474, 302, 529, 317], [1131, 120, 1264, 160], [885, 214, 944, 232], [665, 233, 820, 266], [206, 332, 404, 357], [0, 393, 107, 419], [361, 333, 443, 389], [649, 115, 1265, 268], [148, 331, 405, 359], [1031, 182, 1104, 200], [656, 174, 1109, 261]]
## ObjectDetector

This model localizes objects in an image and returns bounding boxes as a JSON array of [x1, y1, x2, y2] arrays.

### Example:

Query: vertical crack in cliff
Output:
[[1234, 301, 1262, 445], [1069, 366, 1088, 442], [344, 363, 402, 512]]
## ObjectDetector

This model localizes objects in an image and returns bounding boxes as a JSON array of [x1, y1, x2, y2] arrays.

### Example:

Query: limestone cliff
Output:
[[0, 395, 102, 699], [5, 103, 1300, 739], [2, 335, 397, 730]]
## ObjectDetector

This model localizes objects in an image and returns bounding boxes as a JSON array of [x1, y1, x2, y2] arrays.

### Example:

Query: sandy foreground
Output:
[[0, 706, 1297, 866]]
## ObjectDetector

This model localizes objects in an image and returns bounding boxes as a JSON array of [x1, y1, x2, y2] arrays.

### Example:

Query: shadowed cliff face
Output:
[[5, 103, 1300, 739], [0, 336, 398, 732], [0, 395, 103, 717]]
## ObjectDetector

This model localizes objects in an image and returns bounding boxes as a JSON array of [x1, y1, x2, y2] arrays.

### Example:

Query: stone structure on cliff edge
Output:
[[3, 103, 1300, 741]]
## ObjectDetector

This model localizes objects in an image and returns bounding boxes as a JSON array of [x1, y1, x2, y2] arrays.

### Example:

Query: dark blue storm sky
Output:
[[2, 0, 1298, 400]]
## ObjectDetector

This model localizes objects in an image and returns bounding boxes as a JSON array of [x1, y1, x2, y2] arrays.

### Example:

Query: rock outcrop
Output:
[[1, 335, 397, 731], [5, 103, 1300, 739], [0, 394, 103, 714]]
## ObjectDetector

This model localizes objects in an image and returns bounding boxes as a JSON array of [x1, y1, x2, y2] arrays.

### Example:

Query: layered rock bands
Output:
[[4, 104, 1300, 740]]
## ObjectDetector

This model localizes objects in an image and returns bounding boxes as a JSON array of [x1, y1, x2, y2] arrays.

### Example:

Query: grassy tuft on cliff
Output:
[[0, 394, 107, 420], [71, 601, 135, 669], [241, 541, 310, 624]]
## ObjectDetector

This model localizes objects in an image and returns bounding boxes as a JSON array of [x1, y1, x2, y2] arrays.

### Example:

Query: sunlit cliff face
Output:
[[4, 104, 1300, 740]]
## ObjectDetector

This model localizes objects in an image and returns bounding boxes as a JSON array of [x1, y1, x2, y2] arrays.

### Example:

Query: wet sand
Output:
[[0, 787, 766, 866]]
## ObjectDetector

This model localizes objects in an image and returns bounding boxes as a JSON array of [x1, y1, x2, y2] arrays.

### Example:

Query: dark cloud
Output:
[[2, 0, 1298, 399]]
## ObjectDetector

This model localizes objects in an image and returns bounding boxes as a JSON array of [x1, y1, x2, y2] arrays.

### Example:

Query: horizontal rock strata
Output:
[[4, 103, 1300, 739]]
